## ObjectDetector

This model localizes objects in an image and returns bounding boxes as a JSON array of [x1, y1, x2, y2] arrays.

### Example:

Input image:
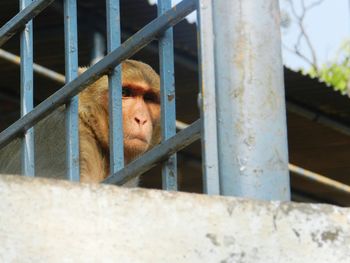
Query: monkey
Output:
[[0, 59, 161, 187]]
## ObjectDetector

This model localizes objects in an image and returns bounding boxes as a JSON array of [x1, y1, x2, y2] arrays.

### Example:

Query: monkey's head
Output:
[[79, 59, 161, 164], [121, 60, 161, 161]]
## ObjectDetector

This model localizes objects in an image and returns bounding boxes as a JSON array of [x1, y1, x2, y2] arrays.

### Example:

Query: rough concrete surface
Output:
[[0, 175, 349, 263]]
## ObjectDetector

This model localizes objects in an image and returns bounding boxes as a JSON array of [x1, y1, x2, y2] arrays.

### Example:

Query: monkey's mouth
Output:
[[125, 136, 150, 155], [126, 135, 149, 144]]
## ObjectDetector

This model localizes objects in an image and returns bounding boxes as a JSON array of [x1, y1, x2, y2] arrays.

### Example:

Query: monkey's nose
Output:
[[134, 116, 147, 126]]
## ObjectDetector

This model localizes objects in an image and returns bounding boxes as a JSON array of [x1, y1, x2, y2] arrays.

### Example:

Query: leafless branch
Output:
[[283, 43, 315, 68], [284, 0, 325, 73]]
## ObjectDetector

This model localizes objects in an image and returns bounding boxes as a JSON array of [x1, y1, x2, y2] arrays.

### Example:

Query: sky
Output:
[[279, 0, 349, 70], [149, 0, 349, 71]]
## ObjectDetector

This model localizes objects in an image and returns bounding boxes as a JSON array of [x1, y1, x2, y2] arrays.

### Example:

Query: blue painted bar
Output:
[[64, 0, 80, 181], [212, 1, 290, 200], [0, 0, 196, 150], [103, 119, 201, 185], [90, 32, 105, 65], [106, 0, 124, 175], [197, 0, 220, 195], [0, 0, 55, 47], [20, 0, 35, 177], [158, 0, 177, 191]]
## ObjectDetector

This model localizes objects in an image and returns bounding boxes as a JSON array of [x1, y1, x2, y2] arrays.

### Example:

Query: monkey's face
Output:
[[121, 81, 160, 161]]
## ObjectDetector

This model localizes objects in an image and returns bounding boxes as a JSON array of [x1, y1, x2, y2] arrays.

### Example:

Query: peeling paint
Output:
[[167, 94, 175, 101], [243, 135, 255, 148], [267, 148, 287, 171]]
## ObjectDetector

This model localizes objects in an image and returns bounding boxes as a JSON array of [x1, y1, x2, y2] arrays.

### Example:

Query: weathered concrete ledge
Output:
[[0, 175, 349, 263]]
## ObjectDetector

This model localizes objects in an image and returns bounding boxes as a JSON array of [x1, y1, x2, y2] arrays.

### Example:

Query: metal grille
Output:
[[0, 0, 198, 190]]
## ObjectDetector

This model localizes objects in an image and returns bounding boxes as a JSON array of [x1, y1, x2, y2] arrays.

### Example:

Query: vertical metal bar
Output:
[[91, 31, 105, 65], [106, 0, 124, 175], [20, 0, 34, 177], [64, 0, 80, 181], [158, 0, 177, 191], [197, 0, 220, 195], [213, 0, 290, 200]]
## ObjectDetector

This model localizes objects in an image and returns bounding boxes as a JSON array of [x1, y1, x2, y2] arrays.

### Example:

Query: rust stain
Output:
[[167, 94, 175, 101]]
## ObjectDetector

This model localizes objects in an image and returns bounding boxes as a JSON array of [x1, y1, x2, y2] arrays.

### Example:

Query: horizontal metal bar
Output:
[[103, 119, 201, 185], [287, 101, 350, 136], [289, 164, 350, 196], [0, 0, 197, 149], [0, 0, 55, 47], [0, 49, 65, 84], [176, 120, 189, 130], [171, 143, 350, 198], [178, 148, 350, 198]]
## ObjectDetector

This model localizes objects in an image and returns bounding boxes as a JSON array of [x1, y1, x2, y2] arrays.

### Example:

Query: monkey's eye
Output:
[[143, 92, 159, 103], [122, 87, 133, 97]]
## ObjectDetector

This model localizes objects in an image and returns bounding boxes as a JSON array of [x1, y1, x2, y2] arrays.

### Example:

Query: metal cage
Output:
[[0, 0, 291, 200]]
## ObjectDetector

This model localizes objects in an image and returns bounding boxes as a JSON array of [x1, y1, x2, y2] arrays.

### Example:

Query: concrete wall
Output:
[[0, 175, 349, 263]]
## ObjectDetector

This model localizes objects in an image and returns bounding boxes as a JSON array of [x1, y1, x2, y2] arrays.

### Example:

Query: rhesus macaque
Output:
[[0, 60, 161, 186]]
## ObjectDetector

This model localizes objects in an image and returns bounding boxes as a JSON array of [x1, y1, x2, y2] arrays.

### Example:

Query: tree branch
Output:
[[284, 0, 325, 73]]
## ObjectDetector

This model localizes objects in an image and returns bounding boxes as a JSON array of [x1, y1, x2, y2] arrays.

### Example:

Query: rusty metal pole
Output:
[[213, 0, 291, 200]]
